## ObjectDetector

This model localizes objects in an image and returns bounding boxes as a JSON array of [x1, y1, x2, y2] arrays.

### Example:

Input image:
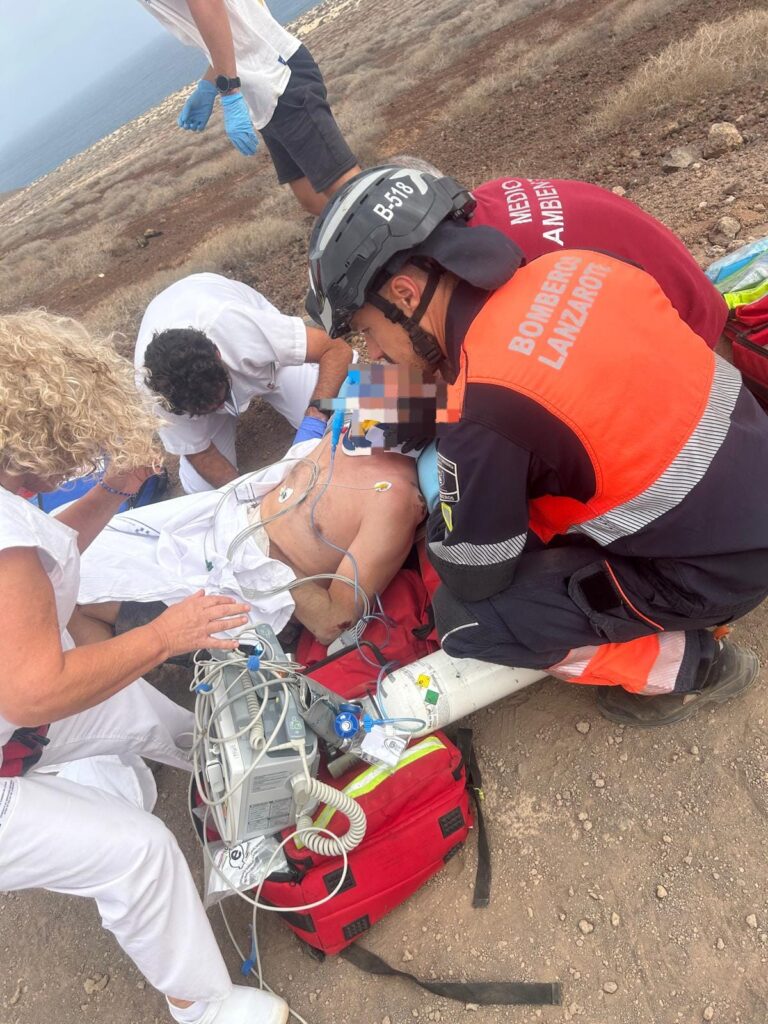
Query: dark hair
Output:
[[143, 328, 230, 415]]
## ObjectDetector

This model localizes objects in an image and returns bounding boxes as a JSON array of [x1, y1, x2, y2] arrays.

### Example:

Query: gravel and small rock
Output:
[[704, 121, 744, 157], [662, 145, 701, 172]]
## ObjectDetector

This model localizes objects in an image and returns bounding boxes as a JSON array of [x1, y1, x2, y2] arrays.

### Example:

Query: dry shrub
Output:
[[174, 147, 250, 192], [611, 0, 697, 37], [185, 216, 305, 275], [457, 0, 560, 43], [84, 269, 186, 357], [0, 221, 117, 313], [335, 66, 418, 151], [438, 73, 507, 124], [436, 18, 595, 125], [511, 20, 596, 78], [593, 9, 768, 129], [323, 0, 554, 133], [84, 213, 306, 350], [98, 180, 160, 221]]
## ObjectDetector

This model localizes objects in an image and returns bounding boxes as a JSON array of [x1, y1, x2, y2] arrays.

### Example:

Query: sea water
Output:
[[0, 0, 320, 193]]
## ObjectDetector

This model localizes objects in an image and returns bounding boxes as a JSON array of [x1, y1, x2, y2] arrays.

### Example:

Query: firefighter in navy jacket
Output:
[[305, 165, 768, 726]]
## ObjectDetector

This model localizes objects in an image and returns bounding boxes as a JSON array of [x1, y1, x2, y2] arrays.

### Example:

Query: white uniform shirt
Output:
[[139, 0, 301, 128], [135, 273, 308, 457], [0, 488, 79, 753]]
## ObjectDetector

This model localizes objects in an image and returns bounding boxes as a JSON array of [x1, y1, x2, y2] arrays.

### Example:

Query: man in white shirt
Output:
[[135, 272, 351, 492], [139, 0, 360, 214]]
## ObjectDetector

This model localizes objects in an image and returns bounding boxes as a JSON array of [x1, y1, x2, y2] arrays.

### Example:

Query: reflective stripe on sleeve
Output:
[[549, 645, 597, 681], [428, 531, 527, 567], [549, 633, 686, 693], [570, 359, 741, 546], [639, 632, 686, 695]]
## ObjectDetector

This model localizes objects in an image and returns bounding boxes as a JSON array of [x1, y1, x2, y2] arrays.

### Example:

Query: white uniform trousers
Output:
[[179, 362, 319, 493], [0, 679, 233, 1003]]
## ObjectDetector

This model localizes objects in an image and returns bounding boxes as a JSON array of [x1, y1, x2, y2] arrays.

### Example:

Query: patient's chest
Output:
[[260, 449, 421, 578]]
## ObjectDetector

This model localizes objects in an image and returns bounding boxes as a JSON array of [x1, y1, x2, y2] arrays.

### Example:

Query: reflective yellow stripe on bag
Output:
[[294, 735, 446, 849], [724, 278, 768, 310]]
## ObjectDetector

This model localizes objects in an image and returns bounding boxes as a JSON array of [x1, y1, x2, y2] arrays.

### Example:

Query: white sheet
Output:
[[78, 439, 321, 635]]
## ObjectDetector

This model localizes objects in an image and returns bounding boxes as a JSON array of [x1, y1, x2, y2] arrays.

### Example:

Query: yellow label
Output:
[[416, 673, 431, 688], [441, 502, 453, 532]]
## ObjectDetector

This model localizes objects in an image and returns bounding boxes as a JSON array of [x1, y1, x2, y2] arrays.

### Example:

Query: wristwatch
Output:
[[307, 400, 331, 420], [215, 74, 241, 94]]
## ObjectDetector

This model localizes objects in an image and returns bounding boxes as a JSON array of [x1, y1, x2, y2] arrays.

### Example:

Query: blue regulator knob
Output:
[[333, 702, 362, 739]]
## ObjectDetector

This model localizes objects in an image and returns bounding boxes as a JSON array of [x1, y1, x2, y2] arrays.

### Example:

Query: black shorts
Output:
[[115, 599, 199, 669], [261, 45, 357, 192], [115, 600, 167, 635]]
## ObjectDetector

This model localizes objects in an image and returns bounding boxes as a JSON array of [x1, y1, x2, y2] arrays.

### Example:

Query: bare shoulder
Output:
[[356, 470, 426, 531]]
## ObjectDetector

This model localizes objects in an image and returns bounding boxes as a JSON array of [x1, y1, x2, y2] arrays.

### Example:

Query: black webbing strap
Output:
[[411, 600, 435, 641], [305, 638, 389, 673], [340, 944, 561, 1006], [455, 727, 491, 909], [0, 726, 51, 778], [724, 319, 768, 407], [367, 292, 445, 369]]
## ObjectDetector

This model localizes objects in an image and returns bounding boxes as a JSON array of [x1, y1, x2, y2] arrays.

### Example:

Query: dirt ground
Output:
[[2, 0, 768, 1022]]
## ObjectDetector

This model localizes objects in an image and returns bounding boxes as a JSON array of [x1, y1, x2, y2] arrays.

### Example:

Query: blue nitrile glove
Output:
[[220, 92, 259, 156], [417, 442, 440, 512], [293, 414, 327, 445], [177, 79, 217, 132]]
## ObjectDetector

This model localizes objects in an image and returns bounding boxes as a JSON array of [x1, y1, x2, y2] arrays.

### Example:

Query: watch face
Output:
[[215, 75, 241, 93]]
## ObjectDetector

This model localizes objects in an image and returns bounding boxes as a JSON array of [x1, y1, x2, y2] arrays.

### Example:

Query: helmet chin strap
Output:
[[367, 264, 445, 369]]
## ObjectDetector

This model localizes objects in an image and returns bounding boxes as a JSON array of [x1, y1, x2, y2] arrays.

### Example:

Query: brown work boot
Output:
[[595, 639, 760, 727]]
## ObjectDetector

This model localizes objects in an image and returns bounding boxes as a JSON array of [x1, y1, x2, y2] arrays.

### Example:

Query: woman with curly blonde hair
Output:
[[0, 311, 289, 1024]]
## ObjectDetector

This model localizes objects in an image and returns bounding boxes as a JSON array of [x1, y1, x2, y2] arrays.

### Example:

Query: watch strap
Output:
[[308, 400, 331, 420], [215, 74, 242, 94]]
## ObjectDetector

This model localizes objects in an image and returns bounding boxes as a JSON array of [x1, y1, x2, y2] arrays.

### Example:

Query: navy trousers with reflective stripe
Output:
[[433, 543, 767, 692]]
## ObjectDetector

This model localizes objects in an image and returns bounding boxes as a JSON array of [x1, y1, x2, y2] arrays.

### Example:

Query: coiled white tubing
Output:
[[294, 777, 367, 856]]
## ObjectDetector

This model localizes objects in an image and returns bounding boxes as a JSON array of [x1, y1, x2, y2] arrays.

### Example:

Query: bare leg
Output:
[[324, 164, 362, 198], [68, 601, 121, 646], [289, 164, 361, 216]]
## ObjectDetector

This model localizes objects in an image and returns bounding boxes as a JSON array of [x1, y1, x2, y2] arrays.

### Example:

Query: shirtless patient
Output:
[[72, 435, 426, 647]]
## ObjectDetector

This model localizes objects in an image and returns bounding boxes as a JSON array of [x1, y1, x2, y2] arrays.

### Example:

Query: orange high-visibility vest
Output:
[[438, 250, 723, 545]]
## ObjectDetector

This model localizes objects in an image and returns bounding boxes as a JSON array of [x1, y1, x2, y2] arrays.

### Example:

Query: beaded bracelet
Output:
[[98, 480, 139, 499]]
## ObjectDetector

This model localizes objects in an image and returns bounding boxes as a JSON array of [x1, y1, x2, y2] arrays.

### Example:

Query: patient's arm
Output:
[[290, 501, 418, 645]]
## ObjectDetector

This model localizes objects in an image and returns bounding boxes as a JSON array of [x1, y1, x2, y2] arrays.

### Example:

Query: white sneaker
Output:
[[196, 986, 290, 1024]]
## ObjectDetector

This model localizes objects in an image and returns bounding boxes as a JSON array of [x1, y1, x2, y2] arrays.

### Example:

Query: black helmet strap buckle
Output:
[[367, 260, 444, 369]]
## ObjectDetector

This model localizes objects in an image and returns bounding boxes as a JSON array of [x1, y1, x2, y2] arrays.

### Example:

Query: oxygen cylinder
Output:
[[375, 650, 547, 737]]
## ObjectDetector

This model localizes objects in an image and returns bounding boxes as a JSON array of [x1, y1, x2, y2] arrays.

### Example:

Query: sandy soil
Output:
[[1, 0, 767, 1022]]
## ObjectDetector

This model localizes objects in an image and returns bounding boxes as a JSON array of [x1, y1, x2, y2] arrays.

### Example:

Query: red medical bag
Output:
[[258, 732, 560, 1005], [296, 567, 438, 700], [260, 732, 471, 955], [726, 294, 768, 409]]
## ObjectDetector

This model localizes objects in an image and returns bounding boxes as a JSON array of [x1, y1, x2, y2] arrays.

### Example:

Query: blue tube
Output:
[[331, 408, 344, 450]]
